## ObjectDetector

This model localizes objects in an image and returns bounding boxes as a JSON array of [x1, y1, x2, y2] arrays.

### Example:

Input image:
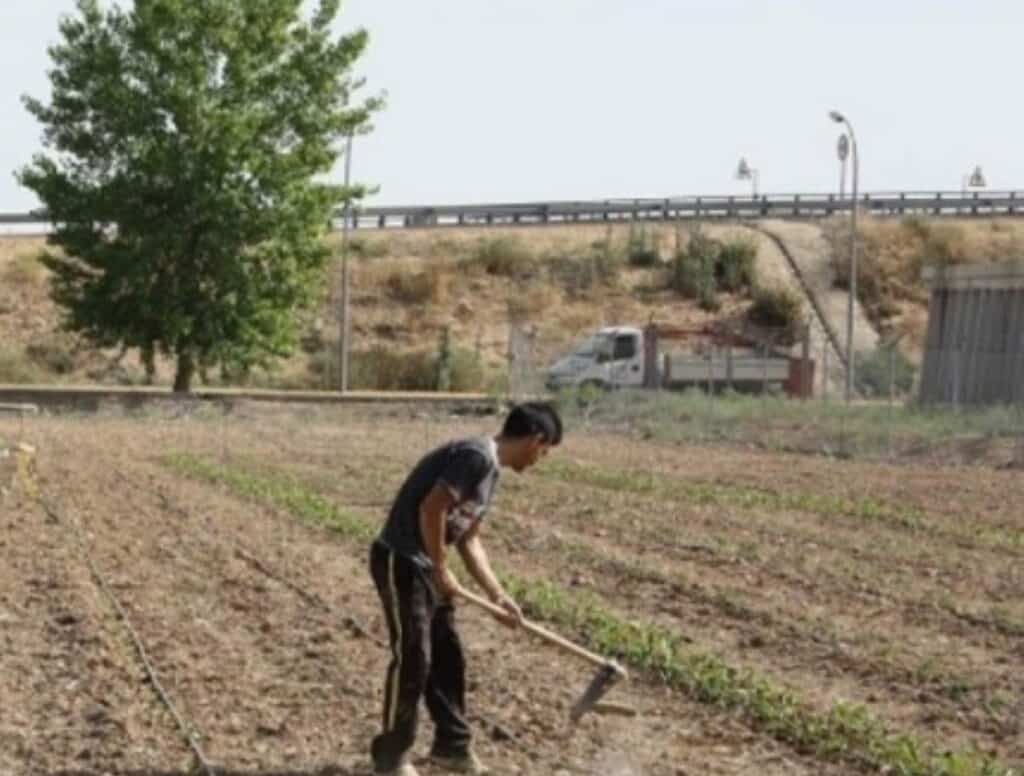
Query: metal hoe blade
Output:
[[569, 662, 625, 724]]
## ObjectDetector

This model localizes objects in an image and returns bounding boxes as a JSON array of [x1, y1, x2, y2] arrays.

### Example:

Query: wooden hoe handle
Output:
[[457, 587, 625, 675]]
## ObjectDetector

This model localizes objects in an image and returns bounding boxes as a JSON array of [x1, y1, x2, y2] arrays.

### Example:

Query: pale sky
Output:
[[2, 1, 1023, 211]]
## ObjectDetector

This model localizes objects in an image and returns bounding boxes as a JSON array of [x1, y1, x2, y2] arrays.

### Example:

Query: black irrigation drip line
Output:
[[37, 493, 219, 776]]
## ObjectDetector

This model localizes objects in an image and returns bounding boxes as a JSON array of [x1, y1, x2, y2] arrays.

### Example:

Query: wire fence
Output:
[[1, 312, 1022, 471]]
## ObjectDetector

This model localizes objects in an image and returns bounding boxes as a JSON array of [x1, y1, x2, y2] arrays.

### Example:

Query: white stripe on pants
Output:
[[385, 551, 403, 732]]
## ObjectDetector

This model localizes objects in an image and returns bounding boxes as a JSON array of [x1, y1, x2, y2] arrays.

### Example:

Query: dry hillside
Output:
[[2, 216, 1022, 391], [823, 215, 1024, 348]]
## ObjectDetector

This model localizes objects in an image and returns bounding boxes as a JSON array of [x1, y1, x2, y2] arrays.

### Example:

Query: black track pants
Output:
[[369, 541, 472, 772]]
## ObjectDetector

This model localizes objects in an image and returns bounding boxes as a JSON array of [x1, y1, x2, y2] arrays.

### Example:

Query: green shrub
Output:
[[589, 238, 624, 283], [699, 285, 721, 312], [716, 237, 758, 293], [626, 225, 660, 267], [669, 230, 757, 307], [466, 237, 536, 278], [670, 228, 719, 310], [549, 240, 623, 296], [747, 286, 803, 342], [855, 345, 917, 398]]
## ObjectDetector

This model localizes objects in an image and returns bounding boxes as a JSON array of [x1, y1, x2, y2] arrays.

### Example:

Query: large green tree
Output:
[[19, 0, 380, 391]]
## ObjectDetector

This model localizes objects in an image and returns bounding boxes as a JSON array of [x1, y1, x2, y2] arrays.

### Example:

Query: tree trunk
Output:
[[173, 349, 195, 393], [141, 342, 156, 386]]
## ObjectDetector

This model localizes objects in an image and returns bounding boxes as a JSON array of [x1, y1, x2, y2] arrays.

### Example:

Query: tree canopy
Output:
[[19, 0, 382, 391]]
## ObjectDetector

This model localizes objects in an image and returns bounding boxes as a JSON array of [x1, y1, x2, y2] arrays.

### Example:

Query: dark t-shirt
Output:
[[376, 436, 500, 570]]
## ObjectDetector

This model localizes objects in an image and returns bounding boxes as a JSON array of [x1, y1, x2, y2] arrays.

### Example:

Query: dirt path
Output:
[[756, 220, 881, 393]]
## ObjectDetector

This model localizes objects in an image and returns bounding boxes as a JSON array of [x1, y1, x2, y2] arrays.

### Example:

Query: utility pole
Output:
[[338, 132, 354, 393]]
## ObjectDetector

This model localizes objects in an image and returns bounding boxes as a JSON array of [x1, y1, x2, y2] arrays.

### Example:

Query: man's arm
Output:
[[418, 484, 462, 598], [457, 521, 523, 627]]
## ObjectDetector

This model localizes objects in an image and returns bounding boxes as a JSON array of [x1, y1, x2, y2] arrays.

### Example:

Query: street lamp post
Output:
[[735, 157, 759, 198], [837, 134, 849, 200], [829, 110, 859, 403]]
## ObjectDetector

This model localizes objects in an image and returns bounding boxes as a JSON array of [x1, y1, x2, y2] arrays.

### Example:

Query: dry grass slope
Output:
[[3, 216, 1023, 390]]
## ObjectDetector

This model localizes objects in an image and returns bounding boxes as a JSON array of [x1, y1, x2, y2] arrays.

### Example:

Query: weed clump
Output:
[[626, 224, 660, 268], [670, 229, 759, 311], [746, 286, 804, 343], [548, 237, 624, 297], [385, 266, 449, 304], [670, 228, 720, 311], [465, 237, 537, 278]]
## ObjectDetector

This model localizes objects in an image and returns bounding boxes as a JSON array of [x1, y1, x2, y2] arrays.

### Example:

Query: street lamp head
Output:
[[968, 165, 986, 188], [837, 134, 849, 162], [736, 157, 752, 180], [829, 110, 845, 124]]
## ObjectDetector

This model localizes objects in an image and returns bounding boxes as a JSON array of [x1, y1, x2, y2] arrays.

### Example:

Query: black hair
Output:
[[501, 402, 563, 445]]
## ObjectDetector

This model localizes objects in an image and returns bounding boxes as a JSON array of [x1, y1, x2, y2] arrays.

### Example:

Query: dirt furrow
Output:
[[0, 485, 191, 775]]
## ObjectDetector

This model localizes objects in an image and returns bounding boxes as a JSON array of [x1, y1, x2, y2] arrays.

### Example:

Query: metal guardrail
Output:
[[340, 190, 1024, 229], [3, 190, 1023, 233]]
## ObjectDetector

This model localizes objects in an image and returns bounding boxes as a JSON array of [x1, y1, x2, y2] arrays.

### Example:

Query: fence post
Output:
[[761, 339, 769, 397], [888, 344, 896, 406], [1016, 402, 1024, 468], [952, 348, 960, 411], [888, 344, 896, 458], [706, 348, 714, 439], [801, 324, 811, 400], [506, 319, 517, 403], [822, 339, 829, 402]]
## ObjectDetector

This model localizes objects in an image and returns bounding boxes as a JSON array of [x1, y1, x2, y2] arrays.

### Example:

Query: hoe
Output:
[[457, 588, 630, 723]]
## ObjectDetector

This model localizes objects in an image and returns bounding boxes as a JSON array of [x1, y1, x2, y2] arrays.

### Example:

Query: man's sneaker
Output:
[[374, 763, 420, 776], [429, 749, 490, 775]]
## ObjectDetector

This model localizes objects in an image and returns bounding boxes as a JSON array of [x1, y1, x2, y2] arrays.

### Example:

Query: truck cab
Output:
[[546, 326, 645, 391]]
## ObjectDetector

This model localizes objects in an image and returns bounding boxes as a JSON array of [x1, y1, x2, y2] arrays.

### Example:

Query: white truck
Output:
[[545, 324, 812, 397]]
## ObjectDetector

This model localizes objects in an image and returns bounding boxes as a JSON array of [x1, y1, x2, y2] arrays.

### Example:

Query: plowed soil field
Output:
[[2, 403, 1021, 776]]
